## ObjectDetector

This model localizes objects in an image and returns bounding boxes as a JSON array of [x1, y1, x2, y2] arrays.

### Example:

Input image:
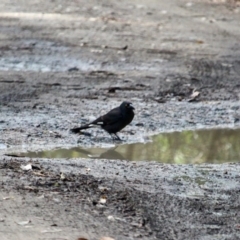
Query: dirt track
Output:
[[1, 0, 240, 239]]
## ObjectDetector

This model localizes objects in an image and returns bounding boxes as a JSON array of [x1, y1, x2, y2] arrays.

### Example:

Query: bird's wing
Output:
[[91, 107, 122, 126]]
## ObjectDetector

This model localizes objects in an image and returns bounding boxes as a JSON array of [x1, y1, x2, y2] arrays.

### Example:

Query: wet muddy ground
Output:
[[1, 0, 240, 239]]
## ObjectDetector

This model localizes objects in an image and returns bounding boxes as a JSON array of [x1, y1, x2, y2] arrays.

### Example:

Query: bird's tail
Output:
[[70, 124, 92, 133]]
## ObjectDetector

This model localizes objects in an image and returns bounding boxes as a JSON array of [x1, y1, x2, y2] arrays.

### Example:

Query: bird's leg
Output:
[[113, 133, 122, 141], [109, 133, 121, 141]]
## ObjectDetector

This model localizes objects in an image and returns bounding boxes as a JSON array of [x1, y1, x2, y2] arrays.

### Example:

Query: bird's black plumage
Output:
[[70, 101, 135, 140]]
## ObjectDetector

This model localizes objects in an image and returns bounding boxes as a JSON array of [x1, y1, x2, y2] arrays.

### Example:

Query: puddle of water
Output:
[[19, 128, 240, 164]]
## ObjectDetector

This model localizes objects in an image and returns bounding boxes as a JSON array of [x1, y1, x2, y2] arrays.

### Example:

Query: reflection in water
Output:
[[21, 128, 240, 164]]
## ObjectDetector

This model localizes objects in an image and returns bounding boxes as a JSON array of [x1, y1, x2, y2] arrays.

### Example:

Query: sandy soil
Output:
[[1, 0, 240, 239]]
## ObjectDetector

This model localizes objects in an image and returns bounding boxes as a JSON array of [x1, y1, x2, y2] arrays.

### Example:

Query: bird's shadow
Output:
[[73, 146, 125, 160]]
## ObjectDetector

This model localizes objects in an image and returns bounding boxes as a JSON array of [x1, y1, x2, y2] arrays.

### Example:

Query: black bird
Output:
[[70, 101, 135, 140]]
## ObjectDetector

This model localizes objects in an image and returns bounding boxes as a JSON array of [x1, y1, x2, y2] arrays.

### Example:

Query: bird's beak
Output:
[[129, 103, 135, 110]]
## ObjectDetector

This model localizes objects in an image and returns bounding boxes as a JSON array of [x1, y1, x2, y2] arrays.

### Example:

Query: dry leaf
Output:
[[190, 91, 200, 98], [3, 196, 14, 200], [20, 164, 32, 171], [60, 172, 66, 180], [188, 90, 200, 102], [107, 215, 115, 221], [99, 196, 107, 204], [16, 220, 31, 226]]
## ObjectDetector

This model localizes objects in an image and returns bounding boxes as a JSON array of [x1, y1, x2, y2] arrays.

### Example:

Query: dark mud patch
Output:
[[0, 159, 152, 239]]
